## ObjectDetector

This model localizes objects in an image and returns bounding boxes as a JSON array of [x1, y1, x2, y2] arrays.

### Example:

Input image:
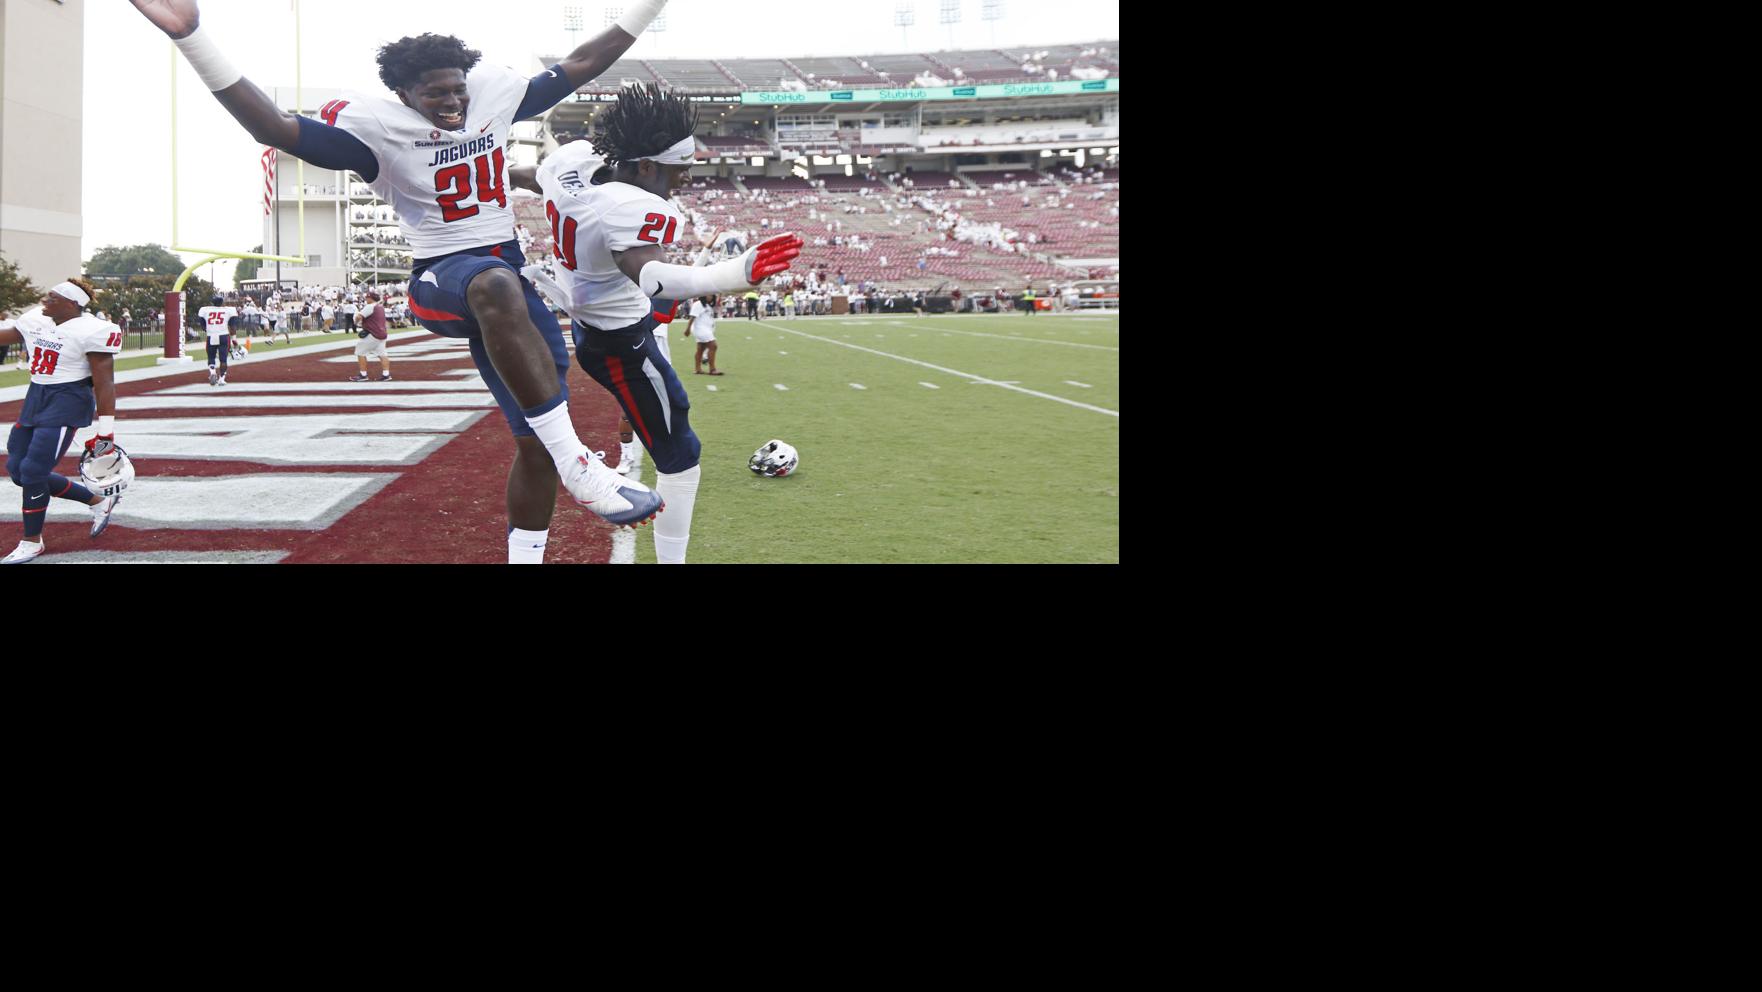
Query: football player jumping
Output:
[[511, 84, 802, 564], [131, 0, 671, 565], [0, 279, 128, 564]]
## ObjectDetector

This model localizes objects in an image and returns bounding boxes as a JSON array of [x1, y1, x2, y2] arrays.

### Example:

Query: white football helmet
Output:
[[79, 444, 135, 498], [749, 440, 799, 478]]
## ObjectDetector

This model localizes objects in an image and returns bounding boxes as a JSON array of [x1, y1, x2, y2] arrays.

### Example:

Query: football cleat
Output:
[[749, 439, 799, 478], [560, 449, 663, 527], [2, 540, 44, 565], [90, 492, 121, 538], [616, 441, 640, 476], [217, 376, 227, 386], [208, 370, 218, 386]]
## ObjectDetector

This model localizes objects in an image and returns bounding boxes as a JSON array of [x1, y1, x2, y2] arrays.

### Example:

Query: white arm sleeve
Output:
[[637, 256, 751, 299], [616, 0, 667, 37]]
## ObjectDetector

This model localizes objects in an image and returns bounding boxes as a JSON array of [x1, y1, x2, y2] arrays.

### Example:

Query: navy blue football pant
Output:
[[8, 425, 96, 538], [409, 241, 570, 438], [573, 311, 701, 475]]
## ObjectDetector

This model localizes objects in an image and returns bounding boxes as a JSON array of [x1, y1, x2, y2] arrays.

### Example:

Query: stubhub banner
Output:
[[740, 78, 1117, 105]]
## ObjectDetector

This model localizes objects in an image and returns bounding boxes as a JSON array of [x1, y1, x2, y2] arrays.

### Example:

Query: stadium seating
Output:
[[551, 43, 1118, 92], [670, 169, 1116, 292], [895, 171, 967, 189]]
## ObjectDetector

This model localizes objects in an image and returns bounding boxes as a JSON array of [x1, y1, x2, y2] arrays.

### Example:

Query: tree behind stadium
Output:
[[0, 252, 42, 314], [86, 244, 187, 279]]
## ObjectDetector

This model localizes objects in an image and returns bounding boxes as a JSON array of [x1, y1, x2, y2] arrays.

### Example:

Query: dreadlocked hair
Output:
[[376, 34, 482, 91], [590, 83, 698, 166]]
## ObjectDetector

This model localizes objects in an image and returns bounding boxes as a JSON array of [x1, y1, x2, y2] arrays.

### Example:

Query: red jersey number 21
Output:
[[436, 148, 507, 222], [637, 213, 677, 245]]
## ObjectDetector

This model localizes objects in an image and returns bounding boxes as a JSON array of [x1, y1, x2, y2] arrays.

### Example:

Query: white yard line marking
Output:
[[120, 394, 495, 411], [1064, 380, 1093, 388], [779, 351, 788, 355], [42, 550, 292, 565], [926, 326, 1119, 351], [40, 474, 398, 530], [610, 529, 635, 564], [774, 384, 790, 391], [149, 381, 488, 394], [770, 326, 1119, 418], [850, 383, 867, 390], [707, 385, 718, 392], [919, 381, 940, 389]]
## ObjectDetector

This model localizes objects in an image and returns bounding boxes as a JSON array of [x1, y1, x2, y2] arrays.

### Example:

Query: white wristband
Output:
[[172, 24, 243, 92], [615, 0, 667, 37], [97, 416, 115, 436]]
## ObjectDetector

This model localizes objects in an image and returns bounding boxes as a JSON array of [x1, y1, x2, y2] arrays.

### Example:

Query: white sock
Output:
[[523, 402, 588, 470], [508, 527, 548, 564], [653, 464, 700, 564]]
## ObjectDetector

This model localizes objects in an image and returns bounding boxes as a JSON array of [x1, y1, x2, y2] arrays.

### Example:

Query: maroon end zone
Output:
[[0, 333, 632, 564]]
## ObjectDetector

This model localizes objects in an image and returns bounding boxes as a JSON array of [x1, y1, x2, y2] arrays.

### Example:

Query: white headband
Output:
[[50, 282, 90, 308], [637, 134, 697, 166]]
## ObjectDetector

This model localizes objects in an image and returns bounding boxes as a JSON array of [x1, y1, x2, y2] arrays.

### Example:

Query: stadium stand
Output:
[[507, 40, 1117, 296], [716, 59, 802, 89], [555, 42, 1117, 92], [895, 170, 968, 189]]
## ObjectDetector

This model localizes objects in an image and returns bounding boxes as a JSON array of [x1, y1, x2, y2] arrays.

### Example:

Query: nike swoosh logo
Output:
[[28, 494, 44, 500], [632, 341, 645, 350], [653, 280, 664, 295], [547, 69, 559, 79]]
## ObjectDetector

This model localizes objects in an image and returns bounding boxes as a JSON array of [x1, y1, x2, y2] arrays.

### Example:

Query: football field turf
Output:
[[626, 311, 1120, 563]]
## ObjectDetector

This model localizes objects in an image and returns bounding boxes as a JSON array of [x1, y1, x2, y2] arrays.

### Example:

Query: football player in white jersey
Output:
[[510, 84, 802, 564], [196, 293, 238, 386], [133, 0, 670, 565], [0, 278, 128, 564]]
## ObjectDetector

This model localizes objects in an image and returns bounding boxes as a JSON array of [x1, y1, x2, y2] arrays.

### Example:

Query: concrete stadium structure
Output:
[[0, 0, 84, 289]]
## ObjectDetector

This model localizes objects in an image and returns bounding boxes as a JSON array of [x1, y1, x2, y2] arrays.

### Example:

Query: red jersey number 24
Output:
[[436, 148, 507, 222]]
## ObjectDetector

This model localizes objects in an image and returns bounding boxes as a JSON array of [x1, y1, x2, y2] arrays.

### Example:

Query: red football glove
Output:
[[85, 435, 117, 457], [744, 234, 803, 284]]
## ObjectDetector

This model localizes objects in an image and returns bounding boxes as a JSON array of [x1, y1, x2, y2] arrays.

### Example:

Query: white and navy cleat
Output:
[[560, 449, 663, 528], [90, 492, 121, 538]]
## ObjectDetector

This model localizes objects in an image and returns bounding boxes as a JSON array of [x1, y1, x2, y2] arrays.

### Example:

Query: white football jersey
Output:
[[536, 140, 686, 329], [8, 313, 122, 385], [198, 306, 238, 342], [322, 64, 531, 258]]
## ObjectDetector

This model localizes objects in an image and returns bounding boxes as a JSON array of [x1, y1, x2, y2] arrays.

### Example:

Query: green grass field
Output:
[[627, 312, 1120, 564]]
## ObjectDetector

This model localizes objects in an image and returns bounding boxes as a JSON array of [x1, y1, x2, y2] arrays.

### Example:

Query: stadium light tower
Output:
[[895, 2, 916, 49], [982, 0, 1005, 45], [563, 4, 584, 49], [940, 0, 961, 51]]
